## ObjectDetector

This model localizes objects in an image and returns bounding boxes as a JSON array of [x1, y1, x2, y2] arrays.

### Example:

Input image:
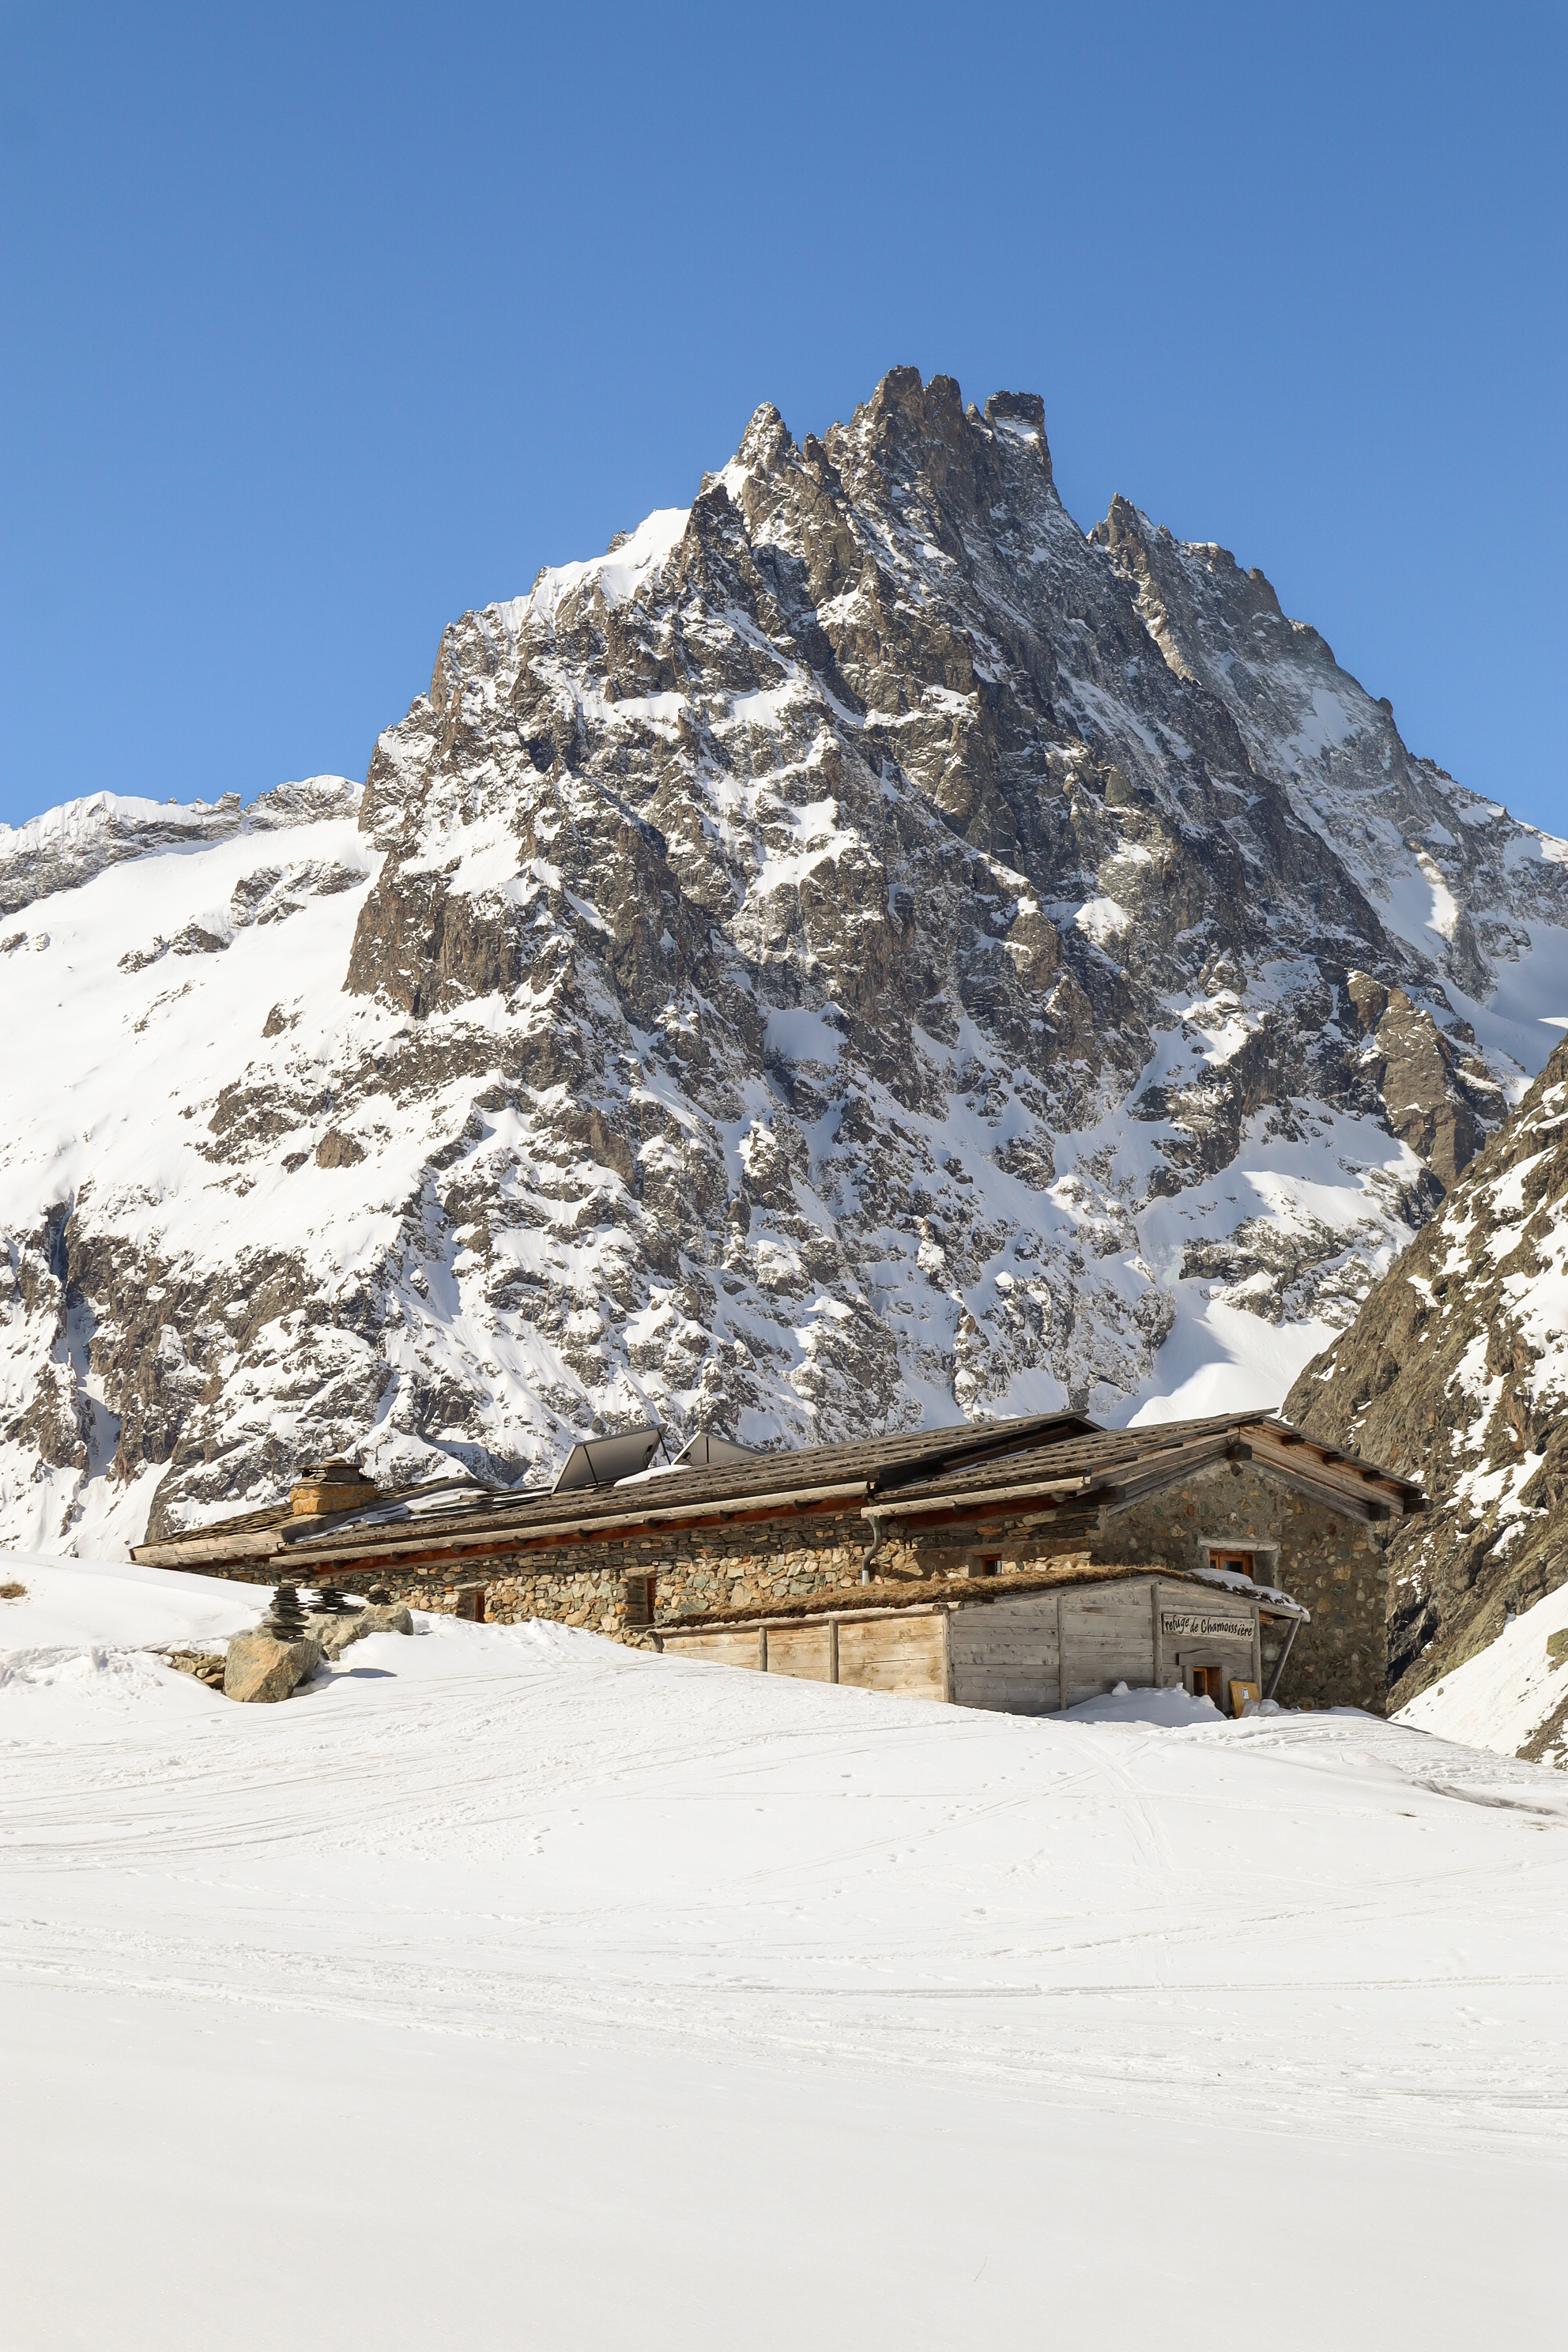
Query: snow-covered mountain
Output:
[[1287, 1035, 1568, 1723], [4, 364, 1568, 1555]]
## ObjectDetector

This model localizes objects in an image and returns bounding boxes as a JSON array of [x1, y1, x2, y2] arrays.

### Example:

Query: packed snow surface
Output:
[[3, 1558, 1564, 2350]]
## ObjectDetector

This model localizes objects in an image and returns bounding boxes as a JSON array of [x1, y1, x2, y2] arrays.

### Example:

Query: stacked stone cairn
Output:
[[262, 1580, 311, 1641]]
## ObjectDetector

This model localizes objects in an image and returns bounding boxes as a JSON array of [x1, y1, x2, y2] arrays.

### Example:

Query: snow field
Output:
[[2, 1555, 1566, 2348]]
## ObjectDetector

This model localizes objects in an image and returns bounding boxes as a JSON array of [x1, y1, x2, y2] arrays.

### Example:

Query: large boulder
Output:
[[308, 1602, 414, 1659], [223, 1629, 322, 1702]]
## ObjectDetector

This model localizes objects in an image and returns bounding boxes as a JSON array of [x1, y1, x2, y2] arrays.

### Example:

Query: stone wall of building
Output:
[[1089, 1461, 1389, 1712], [211, 1513, 941, 1643], [198, 1464, 1389, 1706]]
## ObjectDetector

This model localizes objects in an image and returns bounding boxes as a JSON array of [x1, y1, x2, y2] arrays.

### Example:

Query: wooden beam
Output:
[[860, 1468, 1091, 1524], [654, 1566, 1308, 1645], [854, 1496, 1101, 1539], [131, 1527, 290, 1567], [1236, 1451, 1390, 1524], [1078, 1423, 1417, 1526], [859, 1474, 1095, 1520], [289, 1476, 872, 1555], [139, 1477, 876, 1574], [160, 1483, 873, 1577], [659, 1599, 947, 1638], [1246, 1432, 1415, 1513], [1265, 1614, 1302, 1702]]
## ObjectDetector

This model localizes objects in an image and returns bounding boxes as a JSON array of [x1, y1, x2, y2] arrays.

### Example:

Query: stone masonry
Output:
[[1099, 1461, 1389, 1712]]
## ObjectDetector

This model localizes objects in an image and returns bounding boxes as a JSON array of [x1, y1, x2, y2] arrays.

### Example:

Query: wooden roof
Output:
[[130, 1408, 1423, 1574]]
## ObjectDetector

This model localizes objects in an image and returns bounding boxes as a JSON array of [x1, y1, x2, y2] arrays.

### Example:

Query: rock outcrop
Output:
[[1286, 1040, 1568, 1708], [2, 368, 1566, 1556], [308, 1601, 413, 1657], [161, 1648, 227, 1689], [162, 1602, 413, 1698]]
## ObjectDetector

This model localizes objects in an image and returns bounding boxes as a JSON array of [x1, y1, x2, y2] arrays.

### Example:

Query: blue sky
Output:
[[2, 1, 1563, 835]]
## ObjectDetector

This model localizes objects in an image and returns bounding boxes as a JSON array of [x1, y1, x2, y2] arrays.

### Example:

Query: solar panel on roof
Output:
[[552, 1425, 662, 1494], [670, 1432, 762, 1470]]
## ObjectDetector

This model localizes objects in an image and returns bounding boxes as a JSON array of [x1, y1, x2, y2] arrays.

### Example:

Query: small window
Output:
[[1213, 1550, 1254, 1579], [979, 1555, 1001, 1578], [1191, 1665, 1223, 1702], [622, 1573, 656, 1626]]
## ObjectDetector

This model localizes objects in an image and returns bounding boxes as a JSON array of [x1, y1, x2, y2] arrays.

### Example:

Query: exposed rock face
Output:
[[0, 778, 362, 923], [0, 793, 243, 918], [1286, 1041, 1568, 1709], [2, 368, 1566, 1556], [1341, 974, 1497, 1189], [315, 1131, 366, 1170]]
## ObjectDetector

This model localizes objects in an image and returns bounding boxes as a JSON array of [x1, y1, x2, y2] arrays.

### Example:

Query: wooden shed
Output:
[[650, 1562, 1307, 1717]]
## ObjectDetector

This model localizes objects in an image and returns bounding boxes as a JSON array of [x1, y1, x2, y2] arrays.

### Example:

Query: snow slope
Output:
[[0, 1548, 264, 1659], [3, 1557, 1564, 2349], [1398, 1578, 1568, 1764]]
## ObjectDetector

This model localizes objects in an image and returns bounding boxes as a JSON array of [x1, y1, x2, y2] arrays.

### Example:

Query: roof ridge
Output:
[[135, 1407, 1422, 1563]]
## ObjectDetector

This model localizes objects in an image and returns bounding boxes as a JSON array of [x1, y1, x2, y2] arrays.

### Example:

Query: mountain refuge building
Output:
[[133, 1410, 1424, 1714]]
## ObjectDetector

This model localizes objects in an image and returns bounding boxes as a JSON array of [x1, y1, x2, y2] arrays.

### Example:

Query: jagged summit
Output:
[[2, 364, 1566, 1562]]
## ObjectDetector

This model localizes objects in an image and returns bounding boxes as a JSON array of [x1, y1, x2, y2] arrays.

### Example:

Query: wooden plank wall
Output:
[[1061, 1584, 1157, 1709], [662, 1612, 945, 1702], [661, 1582, 1274, 1717], [767, 1623, 835, 1683], [1152, 1581, 1259, 1701], [666, 1627, 763, 1671], [948, 1595, 1061, 1717], [836, 1615, 946, 1702]]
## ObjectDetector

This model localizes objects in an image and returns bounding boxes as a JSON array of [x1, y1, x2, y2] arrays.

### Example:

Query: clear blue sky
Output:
[[2, 2, 1563, 835]]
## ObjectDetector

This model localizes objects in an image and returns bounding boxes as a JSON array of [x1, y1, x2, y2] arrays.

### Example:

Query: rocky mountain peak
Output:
[[734, 401, 793, 471], [2, 364, 1566, 1573]]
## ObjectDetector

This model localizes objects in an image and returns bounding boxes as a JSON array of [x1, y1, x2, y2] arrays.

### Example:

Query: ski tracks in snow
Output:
[[5, 1609, 1567, 2157]]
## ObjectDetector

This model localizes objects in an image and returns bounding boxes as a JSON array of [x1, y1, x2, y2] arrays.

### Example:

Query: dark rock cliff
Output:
[[1287, 1040, 1568, 1707]]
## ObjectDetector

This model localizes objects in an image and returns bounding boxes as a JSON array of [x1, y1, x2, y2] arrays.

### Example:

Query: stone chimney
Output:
[[289, 1457, 379, 1517]]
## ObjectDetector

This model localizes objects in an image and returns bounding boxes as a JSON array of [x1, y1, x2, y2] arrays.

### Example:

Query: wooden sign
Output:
[[1162, 1608, 1253, 1640]]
